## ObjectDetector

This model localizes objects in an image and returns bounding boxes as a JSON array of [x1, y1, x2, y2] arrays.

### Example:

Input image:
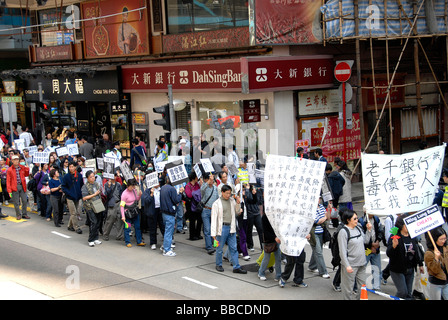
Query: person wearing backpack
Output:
[[338, 209, 374, 300], [359, 206, 384, 291]]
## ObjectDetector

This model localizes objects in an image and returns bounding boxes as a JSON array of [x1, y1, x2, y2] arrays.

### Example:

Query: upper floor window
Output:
[[166, 0, 248, 34]]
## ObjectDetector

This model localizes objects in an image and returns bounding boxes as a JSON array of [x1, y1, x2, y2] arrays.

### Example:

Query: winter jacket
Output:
[[6, 165, 29, 193]]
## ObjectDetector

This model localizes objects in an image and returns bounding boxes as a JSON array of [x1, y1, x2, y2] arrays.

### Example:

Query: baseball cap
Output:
[[11, 155, 19, 160]]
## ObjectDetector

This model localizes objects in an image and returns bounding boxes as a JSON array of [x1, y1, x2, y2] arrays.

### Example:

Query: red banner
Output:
[[81, 0, 149, 59], [253, 0, 322, 45], [316, 113, 362, 163]]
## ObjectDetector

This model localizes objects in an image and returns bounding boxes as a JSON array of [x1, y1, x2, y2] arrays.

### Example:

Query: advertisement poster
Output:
[[81, 0, 149, 59], [252, 0, 322, 45]]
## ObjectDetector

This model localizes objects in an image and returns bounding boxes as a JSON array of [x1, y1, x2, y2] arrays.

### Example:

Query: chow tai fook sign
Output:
[[24, 70, 120, 101], [122, 60, 242, 92], [241, 55, 335, 94]]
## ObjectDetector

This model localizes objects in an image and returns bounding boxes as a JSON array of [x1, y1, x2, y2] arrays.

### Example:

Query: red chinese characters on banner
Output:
[[321, 113, 361, 162]]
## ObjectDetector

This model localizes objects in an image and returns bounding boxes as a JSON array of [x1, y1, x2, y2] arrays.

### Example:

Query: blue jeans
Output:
[[309, 233, 328, 275], [162, 213, 175, 253], [429, 282, 448, 300], [258, 243, 282, 279], [175, 203, 183, 232], [216, 225, 240, 269], [390, 268, 415, 300], [201, 208, 213, 250], [365, 252, 382, 290], [124, 214, 142, 245]]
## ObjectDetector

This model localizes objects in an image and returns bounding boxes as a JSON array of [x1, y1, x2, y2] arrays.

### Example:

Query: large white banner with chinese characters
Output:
[[361, 144, 446, 216], [264, 155, 326, 256]]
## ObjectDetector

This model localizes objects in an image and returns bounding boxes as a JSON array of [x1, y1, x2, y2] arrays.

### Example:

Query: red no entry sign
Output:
[[334, 62, 351, 82]]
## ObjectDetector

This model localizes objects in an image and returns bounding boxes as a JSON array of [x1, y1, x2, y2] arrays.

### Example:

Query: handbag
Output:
[[322, 224, 331, 244], [125, 206, 140, 219], [40, 185, 50, 195], [196, 188, 215, 213], [91, 198, 106, 213], [263, 242, 277, 253]]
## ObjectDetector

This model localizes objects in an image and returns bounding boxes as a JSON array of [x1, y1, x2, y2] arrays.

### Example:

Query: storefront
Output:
[[122, 55, 337, 158], [23, 67, 129, 154]]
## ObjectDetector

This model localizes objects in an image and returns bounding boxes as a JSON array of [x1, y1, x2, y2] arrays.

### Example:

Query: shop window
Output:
[[43, 101, 77, 140], [38, 5, 81, 47], [166, 0, 249, 34]]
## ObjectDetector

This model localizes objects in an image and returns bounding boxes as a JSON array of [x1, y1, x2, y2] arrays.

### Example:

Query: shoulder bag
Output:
[[87, 182, 105, 213], [124, 190, 140, 219], [196, 188, 215, 214]]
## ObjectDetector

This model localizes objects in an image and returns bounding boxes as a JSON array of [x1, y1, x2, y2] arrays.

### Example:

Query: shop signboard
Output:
[[241, 55, 334, 94], [24, 70, 120, 102], [122, 60, 242, 92]]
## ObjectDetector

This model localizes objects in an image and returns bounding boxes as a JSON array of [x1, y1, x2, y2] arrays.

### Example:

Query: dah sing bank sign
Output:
[[241, 55, 335, 94], [122, 60, 242, 92]]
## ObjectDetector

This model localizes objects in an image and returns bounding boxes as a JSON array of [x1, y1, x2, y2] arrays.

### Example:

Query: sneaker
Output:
[[163, 250, 176, 257], [292, 282, 308, 288], [307, 268, 318, 273], [94, 240, 102, 245], [137, 242, 146, 246], [321, 273, 330, 279], [381, 279, 388, 285], [279, 278, 286, 288], [88, 242, 95, 247], [258, 275, 267, 281], [4, 201, 8, 205], [151, 244, 157, 250], [243, 255, 251, 261], [333, 284, 341, 292]]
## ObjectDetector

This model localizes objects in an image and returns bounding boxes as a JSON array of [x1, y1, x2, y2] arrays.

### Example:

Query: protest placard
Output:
[[247, 163, 256, 184], [403, 204, 445, 239], [14, 139, 25, 152], [361, 144, 446, 215], [97, 158, 104, 170], [103, 157, 115, 179], [67, 143, 79, 156], [119, 161, 134, 181], [200, 158, 214, 173], [85, 159, 96, 169], [33, 151, 49, 164], [155, 161, 167, 173], [165, 160, 189, 186], [264, 154, 326, 256], [194, 163, 202, 179], [27, 145, 37, 157], [82, 167, 95, 178], [145, 172, 159, 189], [56, 146, 69, 157]]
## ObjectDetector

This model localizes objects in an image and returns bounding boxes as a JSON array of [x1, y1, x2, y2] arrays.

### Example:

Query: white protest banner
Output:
[[67, 143, 79, 156], [56, 146, 69, 157], [403, 204, 445, 239], [165, 160, 189, 186], [361, 144, 446, 216], [33, 151, 49, 164], [145, 172, 159, 189], [200, 158, 214, 173], [27, 145, 38, 157], [103, 157, 115, 179], [264, 154, 326, 256], [247, 163, 256, 184]]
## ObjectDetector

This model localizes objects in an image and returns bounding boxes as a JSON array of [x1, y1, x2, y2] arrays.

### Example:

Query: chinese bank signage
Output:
[[24, 70, 120, 101]]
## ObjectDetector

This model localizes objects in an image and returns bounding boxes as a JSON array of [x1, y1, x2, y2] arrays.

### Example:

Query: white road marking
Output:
[[51, 231, 71, 239], [182, 276, 218, 290]]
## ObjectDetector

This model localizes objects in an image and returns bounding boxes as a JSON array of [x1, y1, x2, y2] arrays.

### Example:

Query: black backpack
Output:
[[329, 225, 362, 269]]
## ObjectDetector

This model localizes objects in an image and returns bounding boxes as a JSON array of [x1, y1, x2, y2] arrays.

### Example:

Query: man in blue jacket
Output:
[[160, 176, 184, 256], [61, 161, 84, 234], [130, 138, 147, 169], [142, 179, 165, 250]]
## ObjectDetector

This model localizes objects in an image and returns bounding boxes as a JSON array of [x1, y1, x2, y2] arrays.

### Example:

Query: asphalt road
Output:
[[0, 200, 398, 303]]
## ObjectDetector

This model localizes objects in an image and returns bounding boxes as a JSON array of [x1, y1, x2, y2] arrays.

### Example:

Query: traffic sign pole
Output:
[[334, 61, 352, 162]]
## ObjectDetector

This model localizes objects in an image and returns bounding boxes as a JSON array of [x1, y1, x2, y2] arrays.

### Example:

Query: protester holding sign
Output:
[[386, 214, 424, 300], [424, 226, 448, 300]]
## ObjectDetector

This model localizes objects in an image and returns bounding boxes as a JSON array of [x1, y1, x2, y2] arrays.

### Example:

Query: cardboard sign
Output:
[[403, 204, 445, 239], [200, 158, 214, 173], [67, 143, 79, 156], [33, 151, 49, 164], [165, 160, 189, 186], [145, 172, 159, 189], [103, 157, 115, 179], [56, 146, 69, 157]]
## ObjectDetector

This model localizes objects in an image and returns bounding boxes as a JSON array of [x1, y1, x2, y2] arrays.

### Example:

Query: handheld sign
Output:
[[165, 160, 189, 186], [145, 172, 159, 189], [403, 204, 445, 239]]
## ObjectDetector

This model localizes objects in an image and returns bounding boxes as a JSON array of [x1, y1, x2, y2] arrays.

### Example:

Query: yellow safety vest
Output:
[[238, 168, 249, 184], [442, 186, 448, 207]]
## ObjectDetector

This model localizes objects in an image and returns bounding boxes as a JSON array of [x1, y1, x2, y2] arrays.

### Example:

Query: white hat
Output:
[[179, 139, 187, 144]]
